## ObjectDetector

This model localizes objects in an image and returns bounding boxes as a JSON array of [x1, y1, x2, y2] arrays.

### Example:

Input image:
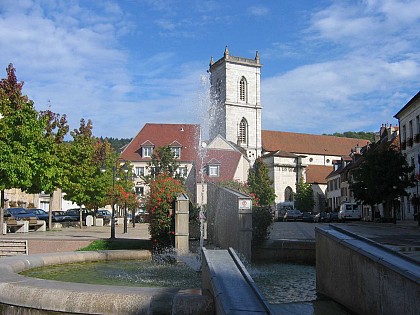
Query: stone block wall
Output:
[[316, 226, 420, 315], [207, 183, 253, 261]]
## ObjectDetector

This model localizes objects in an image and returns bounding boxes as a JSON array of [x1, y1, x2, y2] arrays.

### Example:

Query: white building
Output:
[[394, 91, 420, 220], [208, 48, 370, 212], [209, 46, 262, 164]]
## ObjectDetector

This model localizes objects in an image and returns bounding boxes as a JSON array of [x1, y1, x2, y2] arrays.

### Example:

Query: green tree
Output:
[[25, 109, 69, 228], [247, 157, 276, 206], [324, 131, 375, 142], [144, 146, 180, 182], [0, 64, 47, 228], [101, 137, 132, 152], [295, 178, 314, 211], [85, 140, 119, 217], [61, 119, 102, 227], [349, 144, 415, 219]]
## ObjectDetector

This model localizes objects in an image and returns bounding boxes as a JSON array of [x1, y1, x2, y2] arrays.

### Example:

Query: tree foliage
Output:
[[0, 64, 46, 192], [247, 157, 276, 206], [324, 131, 375, 142], [100, 137, 132, 152], [295, 178, 314, 211], [145, 173, 184, 252], [144, 146, 180, 183], [61, 119, 106, 226], [349, 144, 415, 217], [0, 64, 57, 227]]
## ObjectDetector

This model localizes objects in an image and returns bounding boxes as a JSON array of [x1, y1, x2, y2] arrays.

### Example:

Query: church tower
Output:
[[208, 47, 262, 163]]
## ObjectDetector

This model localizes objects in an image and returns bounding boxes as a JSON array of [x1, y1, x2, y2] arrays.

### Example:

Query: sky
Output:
[[0, 0, 419, 139]]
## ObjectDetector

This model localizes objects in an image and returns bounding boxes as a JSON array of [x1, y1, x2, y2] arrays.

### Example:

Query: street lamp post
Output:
[[101, 165, 119, 239], [122, 166, 129, 234]]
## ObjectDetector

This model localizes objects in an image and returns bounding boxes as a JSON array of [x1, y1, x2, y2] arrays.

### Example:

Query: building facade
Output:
[[261, 130, 369, 211], [394, 91, 420, 220], [208, 48, 370, 212], [208, 47, 262, 164]]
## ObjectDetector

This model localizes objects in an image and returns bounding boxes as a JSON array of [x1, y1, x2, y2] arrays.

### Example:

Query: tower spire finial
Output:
[[209, 56, 214, 67], [255, 50, 260, 63], [224, 46, 229, 58]]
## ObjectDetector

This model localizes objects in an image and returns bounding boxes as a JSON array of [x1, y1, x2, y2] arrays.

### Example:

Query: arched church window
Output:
[[239, 118, 248, 144], [239, 77, 247, 102], [284, 186, 294, 202]]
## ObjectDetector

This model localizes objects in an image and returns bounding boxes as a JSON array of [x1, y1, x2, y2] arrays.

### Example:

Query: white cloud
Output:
[[262, 54, 419, 134], [260, 0, 420, 134], [247, 6, 269, 17]]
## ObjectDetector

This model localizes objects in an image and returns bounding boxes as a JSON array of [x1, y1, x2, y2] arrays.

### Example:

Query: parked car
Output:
[[6, 208, 34, 220], [51, 210, 72, 222], [283, 209, 303, 221], [64, 209, 80, 221], [314, 211, 328, 223], [326, 211, 339, 222], [302, 212, 314, 222], [64, 209, 93, 222], [135, 209, 149, 223], [96, 209, 112, 224], [25, 208, 49, 221]]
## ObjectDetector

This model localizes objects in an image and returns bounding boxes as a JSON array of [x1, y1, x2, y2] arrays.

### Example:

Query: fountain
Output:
[[0, 250, 213, 314], [0, 53, 355, 314]]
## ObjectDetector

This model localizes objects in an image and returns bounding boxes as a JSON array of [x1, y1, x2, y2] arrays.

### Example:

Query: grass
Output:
[[78, 239, 152, 251]]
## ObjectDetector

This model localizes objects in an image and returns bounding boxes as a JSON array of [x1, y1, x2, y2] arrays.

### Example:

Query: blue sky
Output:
[[0, 0, 419, 139]]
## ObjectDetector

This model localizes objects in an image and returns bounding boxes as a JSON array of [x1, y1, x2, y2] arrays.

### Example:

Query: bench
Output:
[[4, 219, 28, 233], [27, 218, 46, 232], [0, 240, 28, 257]]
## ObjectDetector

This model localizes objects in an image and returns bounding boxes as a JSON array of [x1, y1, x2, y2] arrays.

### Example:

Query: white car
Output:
[[338, 203, 361, 222]]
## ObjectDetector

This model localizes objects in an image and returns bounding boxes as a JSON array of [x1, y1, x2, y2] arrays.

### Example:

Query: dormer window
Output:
[[169, 141, 182, 159], [206, 158, 221, 177], [142, 146, 153, 157], [171, 147, 181, 159], [208, 165, 219, 177], [141, 140, 154, 158]]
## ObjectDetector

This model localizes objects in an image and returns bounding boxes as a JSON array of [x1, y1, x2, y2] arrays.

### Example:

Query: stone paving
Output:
[[0, 223, 150, 254], [270, 220, 420, 263], [1, 219, 419, 261]]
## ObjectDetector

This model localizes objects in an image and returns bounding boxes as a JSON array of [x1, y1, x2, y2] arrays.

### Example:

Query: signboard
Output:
[[239, 199, 252, 210]]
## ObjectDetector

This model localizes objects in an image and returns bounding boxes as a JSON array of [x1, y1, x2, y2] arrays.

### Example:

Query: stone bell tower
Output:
[[208, 47, 262, 163]]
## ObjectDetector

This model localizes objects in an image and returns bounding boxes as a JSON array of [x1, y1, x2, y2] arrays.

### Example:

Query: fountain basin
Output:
[[0, 250, 213, 315]]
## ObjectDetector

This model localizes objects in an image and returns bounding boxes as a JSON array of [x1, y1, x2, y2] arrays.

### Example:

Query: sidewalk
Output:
[[269, 220, 420, 263], [0, 224, 151, 255], [1, 223, 150, 240]]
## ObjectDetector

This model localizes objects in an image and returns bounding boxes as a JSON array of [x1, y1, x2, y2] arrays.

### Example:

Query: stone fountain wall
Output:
[[206, 183, 253, 261]]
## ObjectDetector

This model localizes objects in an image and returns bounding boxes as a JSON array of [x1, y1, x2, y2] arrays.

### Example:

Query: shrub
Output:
[[145, 173, 184, 252], [252, 206, 273, 245]]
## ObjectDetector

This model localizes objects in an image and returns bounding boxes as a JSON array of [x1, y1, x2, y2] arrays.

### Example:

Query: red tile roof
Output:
[[120, 123, 200, 162], [196, 148, 243, 183], [262, 130, 370, 156], [306, 165, 333, 184]]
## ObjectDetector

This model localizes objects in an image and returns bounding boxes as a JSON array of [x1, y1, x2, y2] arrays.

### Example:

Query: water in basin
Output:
[[249, 263, 354, 315], [21, 259, 201, 289]]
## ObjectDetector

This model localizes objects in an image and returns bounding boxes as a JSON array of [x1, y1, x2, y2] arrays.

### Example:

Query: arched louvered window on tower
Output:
[[239, 76, 247, 102], [239, 118, 248, 145]]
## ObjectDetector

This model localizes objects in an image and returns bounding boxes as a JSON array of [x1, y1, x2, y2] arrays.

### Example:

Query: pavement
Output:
[[0, 223, 151, 254], [1, 219, 419, 261], [269, 220, 420, 263]]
